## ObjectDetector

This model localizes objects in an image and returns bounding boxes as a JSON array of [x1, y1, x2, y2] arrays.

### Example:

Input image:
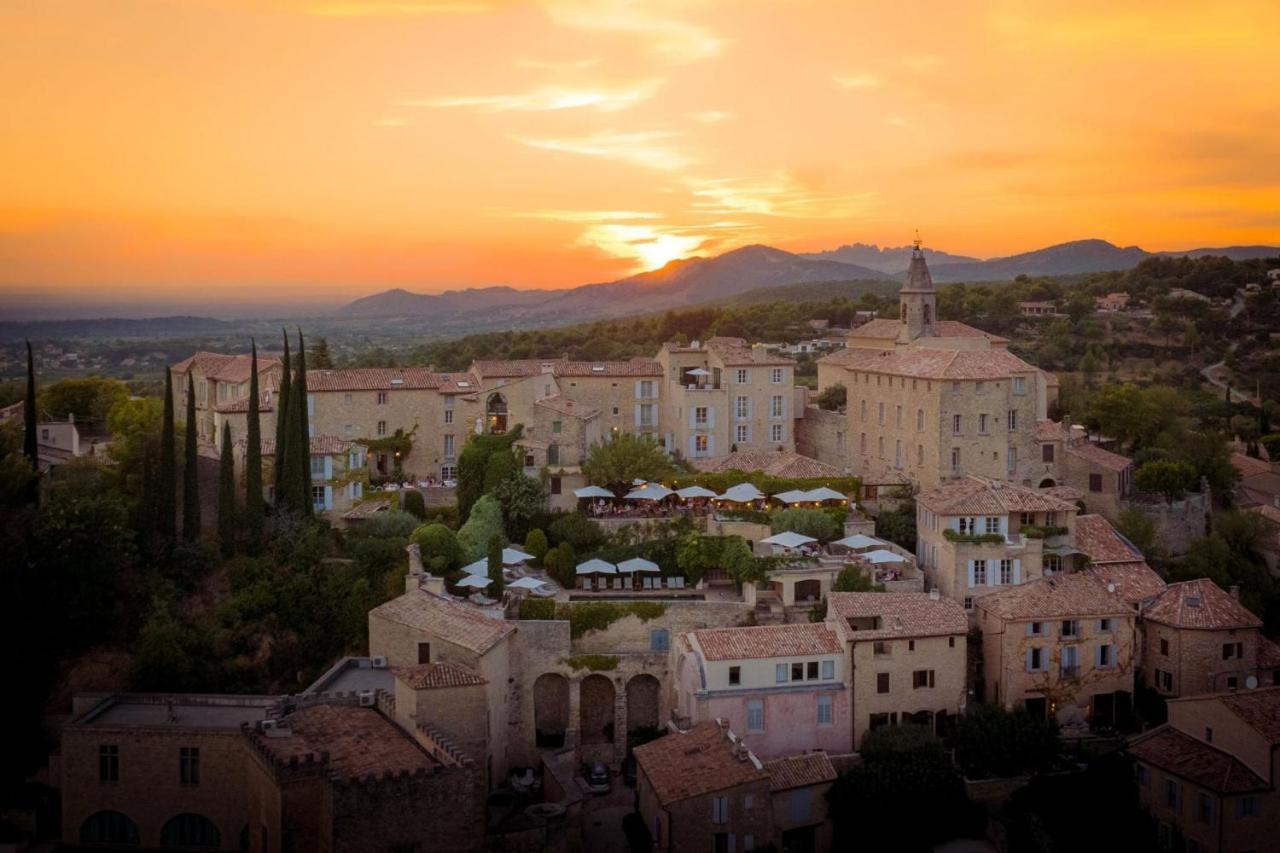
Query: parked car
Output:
[[588, 761, 611, 795]]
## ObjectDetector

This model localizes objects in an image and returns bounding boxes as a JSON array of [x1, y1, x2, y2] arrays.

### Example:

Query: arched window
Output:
[[486, 393, 508, 435], [80, 811, 140, 845], [161, 813, 221, 848]]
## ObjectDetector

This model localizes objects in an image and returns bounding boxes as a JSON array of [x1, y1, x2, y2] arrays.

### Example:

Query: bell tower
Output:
[[898, 232, 936, 342]]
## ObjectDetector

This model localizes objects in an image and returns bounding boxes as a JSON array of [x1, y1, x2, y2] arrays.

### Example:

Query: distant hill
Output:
[[801, 243, 978, 273], [340, 285, 550, 318], [720, 278, 900, 307], [1155, 245, 1280, 261]]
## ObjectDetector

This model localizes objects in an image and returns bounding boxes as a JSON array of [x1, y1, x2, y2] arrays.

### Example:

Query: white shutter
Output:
[[967, 560, 975, 588], [708, 435, 716, 455], [634, 404, 642, 426], [635, 380, 642, 398], [1025, 649, 1034, 672], [324, 455, 333, 481], [1013, 559, 1022, 584], [708, 407, 716, 428], [323, 485, 333, 510], [747, 397, 754, 420], [688, 407, 696, 429], [688, 436, 697, 457]]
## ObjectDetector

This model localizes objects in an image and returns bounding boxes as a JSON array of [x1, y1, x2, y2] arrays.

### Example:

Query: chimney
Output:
[[1229, 584, 1240, 601], [929, 587, 940, 601]]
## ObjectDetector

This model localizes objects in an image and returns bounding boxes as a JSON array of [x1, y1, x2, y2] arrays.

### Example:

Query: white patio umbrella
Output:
[[508, 577, 550, 591], [632, 478, 648, 485], [576, 558, 618, 575], [833, 534, 882, 551], [460, 558, 488, 576], [625, 483, 674, 500], [456, 574, 492, 588], [861, 549, 907, 564], [760, 531, 818, 549], [502, 547, 534, 565], [718, 483, 765, 503], [575, 485, 615, 499], [675, 485, 718, 499], [804, 487, 847, 502], [686, 368, 711, 377], [618, 557, 661, 574], [771, 489, 810, 504]]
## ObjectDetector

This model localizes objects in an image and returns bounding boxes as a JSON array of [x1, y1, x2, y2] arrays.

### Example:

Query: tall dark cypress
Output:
[[138, 446, 156, 551], [274, 330, 292, 506], [22, 340, 39, 504], [158, 368, 177, 540], [245, 340, 264, 540], [217, 421, 236, 557], [182, 373, 201, 541], [294, 329, 312, 517]]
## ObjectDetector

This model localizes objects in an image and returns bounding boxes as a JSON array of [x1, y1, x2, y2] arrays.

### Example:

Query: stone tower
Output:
[[897, 236, 937, 342]]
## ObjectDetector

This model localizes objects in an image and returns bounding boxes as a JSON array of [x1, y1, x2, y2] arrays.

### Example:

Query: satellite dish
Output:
[[1246, 675, 1259, 690]]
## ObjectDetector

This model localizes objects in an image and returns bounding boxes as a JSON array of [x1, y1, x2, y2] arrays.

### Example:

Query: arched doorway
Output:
[[81, 811, 140, 846], [486, 393, 508, 434], [1038, 478, 1056, 488], [794, 579, 822, 603], [626, 674, 661, 736], [533, 673, 570, 748], [580, 674, 616, 744], [161, 813, 221, 847]]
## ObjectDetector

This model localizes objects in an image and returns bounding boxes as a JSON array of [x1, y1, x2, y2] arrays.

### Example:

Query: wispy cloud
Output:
[[833, 73, 879, 89], [686, 174, 874, 219], [515, 130, 694, 171], [691, 110, 732, 124], [308, 1, 489, 16], [512, 209, 661, 222], [545, 0, 723, 63], [408, 80, 661, 113]]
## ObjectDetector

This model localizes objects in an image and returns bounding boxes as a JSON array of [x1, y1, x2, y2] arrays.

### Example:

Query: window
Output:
[[694, 435, 708, 454], [908, 640, 916, 652], [746, 700, 764, 732], [999, 559, 1013, 585], [712, 795, 729, 824], [639, 380, 655, 398], [973, 560, 987, 585], [549, 476, 561, 495], [896, 405, 903, 428], [444, 409, 453, 424], [790, 787, 811, 823], [894, 440, 903, 469], [877, 673, 890, 693], [951, 447, 961, 472], [1099, 618, 1112, 632], [1027, 622, 1044, 636], [878, 402, 886, 424], [639, 404, 655, 427], [1157, 669, 1173, 692], [695, 406, 709, 426], [547, 444, 560, 465], [792, 662, 804, 681], [817, 695, 833, 725], [771, 368, 783, 384], [952, 414, 962, 435], [311, 456, 325, 477], [1237, 796, 1259, 817], [1196, 793, 1215, 825], [1012, 376, 1026, 395], [1089, 473, 1103, 492], [735, 396, 749, 419], [771, 396, 785, 418], [1042, 444, 1055, 463], [918, 444, 924, 465], [979, 413, 988, 434], [729, 666, 741, 686], [807, 661, 819, 680], [343, 423, 354, 437], [1007, 447, 1017, 474], [443, 434, 455, 458], [1061, 620, 1079, 638], [1222, 642, 1243, 660], [736, 369, 748, 384], [1061, 645, 1079, 678], [377, 391, 388, 405], [99, 745, 119, 782], [821, 660, 835, 679], [878, 436, 884, 457], [551, 420, 562, 434], [417, 642, 430, 664], [440, 465, 457, 482], [985, 516, 1001, 534], [860, 433, 867, 454], [1097, 644, 1113, 668], [1227, 676, 1238, 690], [873, 641, 890, 656], [917, 409, 924, 431], [963, 596, 973, 611], [311, 485, 326, 510], [179, 747, 200, 786], [736, 424, 749, 444], [776, 663, 787, 683], [913, 669, 935, 689], [1160, 638, 1170, 656], [1205, 726, 1214, 743], [771, 423, 784, 442], [1026, 648, 1044, 672], [861, 399, 867, 421], [650, 629, 669, 651], [1007, 410, 1017, 431], [376, 420, 387, 437]]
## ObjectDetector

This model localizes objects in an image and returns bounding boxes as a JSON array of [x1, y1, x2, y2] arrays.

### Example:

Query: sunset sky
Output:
[[2, 0, 1278, 303]]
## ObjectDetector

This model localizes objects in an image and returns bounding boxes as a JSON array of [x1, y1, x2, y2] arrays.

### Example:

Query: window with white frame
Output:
[[771, 396, 784, 418], [771, 423, 783, 442], [440, 464, 457, 481], [999, 559, 1013, 584], [735, 396, 749, 419], [746, 699, 764, 732], [444, 409, 453, 424], [973, 560, 987, 585], [894, 440, 903, 468], [951, 447, 961, 471], [377, 420, 387, 436], [985, 516, 1000, 534], [952, 414, 962, 434], [639, 380, 655, 399], [443, 434, 455, 458], [736, 369, 748, 384], [639, 404, 655, 426], [770, 368, 783, 383], [821, 659, 835, 679], [310, 456, 325, 477], [711, 796, 728, 824], [736, 424, 749, 444], [1008, 410, 1018, 431], [695, 435, 708, 454], [979, 413, 988, 434], [1007, 447, 1017, 474], [695, 406, 708, 426], [1012, 376, 1026, 395], [817, 694, 833, 725], [377, 391, 388, 405], [775, 663, 787, 683]]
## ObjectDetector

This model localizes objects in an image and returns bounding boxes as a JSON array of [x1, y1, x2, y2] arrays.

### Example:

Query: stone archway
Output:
[[486, 393, 508, 434], [626, 674, 661, 736], [533, 673, 570, 749], [580, 674, 616, 744], [1038, 478, 1056, 488], [794, 579, 822, 603]]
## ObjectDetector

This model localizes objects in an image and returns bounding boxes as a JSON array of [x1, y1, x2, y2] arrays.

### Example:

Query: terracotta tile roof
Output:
[[535, 395, 599, 419], [391, 662, 487, 689], [1259, 636, 1280, 670], [472, 360, 552, 378], [1066, 441, 1132, 472], [1232, 452, 1273, 479], [214, 391, 274, 413], [1142, 579, 1262, 631], [343, 499, 392, 520], [689, 450, 843, 480], [254, 704, 436, 779], [1127, 726, 1267, 793], [1043, 485, 1085, 503], [1075, 515, 1143, 564], [208, 355, 280, 384], [690, 623, 842, 661], [821, 341, 1037, 381], [633, 723, 767, 806], [705, 337, 795, 367], [976, 573, 1131, 621], [369, 590, 514, 654], [765, 752, 837, 792], [555, 359, 662, 377], [1036, 420, 1085, 443], [846, 318, 1007, 343], [305, 368, 441, 392], [1082, 563, 1167, 605], [172, 351, 236, 376], [917, 476, 1077, 516], [1247, 504, 1280, 527], [240, 435, 352, 456], [827, 592, 967, 640], [1215, 688, 1280, 743]]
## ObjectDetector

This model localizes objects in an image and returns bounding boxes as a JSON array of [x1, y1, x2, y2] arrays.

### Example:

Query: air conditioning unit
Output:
[[262, 719, 278, 732], [370, 656, 388, 669], [359, 691, 377, 707]]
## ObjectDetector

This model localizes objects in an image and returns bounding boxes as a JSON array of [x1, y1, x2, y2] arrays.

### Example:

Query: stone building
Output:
[[976, 573, 1137, 726], [633, 721, 835, 853], [171, 351, 281, 444], [1129, 688, 1280, 853], [232, 435, 367, 521], [825, 590, 968, 746], [1033, 419, 1133, 517], [672, 623, 850, 759]]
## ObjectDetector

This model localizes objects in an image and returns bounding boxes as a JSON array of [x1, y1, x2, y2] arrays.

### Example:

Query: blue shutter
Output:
[[708, 435, 716, 455], [323, 485, 332, 510], [708, 407, 715, 428], [1013, 559, 1022, 584], [967, 561, 976, 587], [323, 455, 333, 481], [634, 404, 642, 427]]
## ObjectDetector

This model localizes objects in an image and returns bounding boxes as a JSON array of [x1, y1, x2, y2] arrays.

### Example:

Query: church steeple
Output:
[[898, 232, 936, 341]]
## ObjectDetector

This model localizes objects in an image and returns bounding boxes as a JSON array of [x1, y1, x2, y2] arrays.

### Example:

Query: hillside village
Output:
[[5, 246, 1280, 853]]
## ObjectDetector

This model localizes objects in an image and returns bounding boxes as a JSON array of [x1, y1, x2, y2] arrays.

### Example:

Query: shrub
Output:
[[457, 495, 505, 562], [524, 528, 549, 563], [409, 522, 462, 575], [833, 565, 885, 593], [400, 490, 426, 519], [359, 508, 419, 539], [548, 512, 606, 552], [816, 383, 846, 411], [566, 601, 667, 639], [518, 598, 557, 621], [952, 705, 1061, 778], [770, 507, 840, 541], [543, 542, 577, 590]]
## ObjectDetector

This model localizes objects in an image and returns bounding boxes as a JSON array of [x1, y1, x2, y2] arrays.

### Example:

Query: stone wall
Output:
[[1128, 490, 1211, 558], [795, 406, 848, 473], [568, 601, 753, 655]]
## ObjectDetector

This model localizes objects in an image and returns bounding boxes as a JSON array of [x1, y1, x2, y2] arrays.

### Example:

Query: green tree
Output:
[[244, 339, 264, 543], [158, 367, 177, 540], [310, 336, 334, 369], [107, 396, 164, 499], [581, 433, 673, 486], [487, 532, 504, 597], [23, 341, 39, 505], [543, 541, 577, 590], [36, 377, 128, 423], [816, 383, 847, 411], [524, 528, 549, 563], [833, 565, 885, 592], [548, 512, 606, 552], [1114, 507, 1157, 558], [1135, 460, 1198, 503], [457, 494, 505, 562], [492, 472, 547, 543], [401, 489, 427, 519], [294, 329, 312, 516], [409, 522, 462, 575], [0, 420, 37, 506], [182, 373, 201, 541], [952, 704, 1061, 778], [274, 329, 292, 501], [769, 507, 840, 541], [482, 446, 518, 492], [456, 427, 523, 520], [217, 420, 236, 557]]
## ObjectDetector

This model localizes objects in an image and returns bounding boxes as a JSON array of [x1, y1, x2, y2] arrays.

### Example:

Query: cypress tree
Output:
[[158, 367, 177, 540], [487, 532, 504, 598], [22, 340, 39, 504], [294, 328, 313, 517], [182, 373, 201, 541], [138, 446, 156, 551], [245, 339, 264, 541], [217, 420, 236, 556], [274, 329, 292, 506]]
